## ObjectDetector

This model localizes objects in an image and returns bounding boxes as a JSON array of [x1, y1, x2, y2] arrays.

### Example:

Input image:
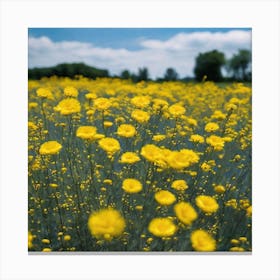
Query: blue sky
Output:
[[28, 28, 251, 78]]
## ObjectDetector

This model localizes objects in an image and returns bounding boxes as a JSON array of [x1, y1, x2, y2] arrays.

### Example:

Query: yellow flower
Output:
[[140, 144, 162, 163], [174, 202, 198, 225], [117, 124, 136, 138], [54, 98, 81, 115], [190, 229, 216, 251], [39, 141, 62, 155], [148, 218, 177, 237], [206, 135, 225, 151], [28, 231, 33, 249], [85, 92, 97, 100], [76, 126, 97, 140], [195, 195, 219, 213], [168, 104, 186, 117], [63, 235, 71, 241], [154, 190, 176, 206], [49, 183, 58, 188], [201, 162, 211, 172], [64, 86, 78, 97], [152, 134, 166, 142], [42, 238, 50, 244], [171, 180, 188, 191], [98, 137, 120, 154], [36, 88, 53, 99], [190, 134, 204, 143], [229, 246, 245, 252], [166, 149, 200, 170], [246, 205, 252, 217], [122, 178, 142, 193], [131, 96, 151, 108], [205, 122, 219, 132], [42, 248, 52, 252], [94, 98, 111, 110], [214, 185, 226, 194], [119, 152, 140, 164], [211, 110, 226, 120], [88, 208, 126, 240], [104, 121, 113, 128], [131, 109, 150, 123]]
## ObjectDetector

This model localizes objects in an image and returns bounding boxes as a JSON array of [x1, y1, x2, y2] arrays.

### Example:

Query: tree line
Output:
[[28, 49, 251, 82]]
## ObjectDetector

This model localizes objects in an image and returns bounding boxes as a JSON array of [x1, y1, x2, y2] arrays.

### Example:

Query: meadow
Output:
[[28, 77, 252, 252]]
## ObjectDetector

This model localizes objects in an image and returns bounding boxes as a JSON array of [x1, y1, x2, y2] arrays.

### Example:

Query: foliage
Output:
[[228, 50, 251, 81]]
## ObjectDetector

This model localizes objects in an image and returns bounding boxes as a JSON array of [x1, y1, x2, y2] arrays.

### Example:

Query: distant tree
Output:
[[163, 68, 179, 81], [120, 69, 131, 80], [228, 49, 251, 81], [136, 67, 149, 82], [28, 63, 109, 80], [194, 50, 226, 82]]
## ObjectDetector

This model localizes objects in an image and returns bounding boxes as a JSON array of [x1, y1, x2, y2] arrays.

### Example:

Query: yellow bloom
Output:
[[63, 235, 71, 241], [122, 178, 142, 193], [211, 110, 226, 120], [76, 126, 97, 140], [166, 149, 200, 170], [64, 86, 78, 97], [201, 162, 211, 172], [229, 246, 245, 252], [85, 92, 97, 100], [42, 248, 52, 252], [28, 231, 33, 249], [246, 205, 252, 217], [131, 109, 150, 123], [152, 134, 166, 142], [205, 122, 219, 132], [98, 137, 120, 154], [154, 190, 176, 206], [148, 218, 177, 237], [168, 104, 186, 117], [140, 144, 162, 163], [190, 229, 216, 251], [119, 152, 140, 164], [206, 135, 225, 151], [36, 88, 53, 99], [94, 97, 111, 110], [54, 98, 81, 115], [104, 121, 113, 127], [49, 183, 58, 188], [117, 124, 136, 138], [88, 208, 126, 240], [42, 238, 50, 244], [171, 180, 188, 191], [195, 195, 219, 213], [131, 95, 151, 108], [190, 134, 204, 143], [174, 202, 198, 225], [39, 141, 62, 155], [214, 185, 226, 194]]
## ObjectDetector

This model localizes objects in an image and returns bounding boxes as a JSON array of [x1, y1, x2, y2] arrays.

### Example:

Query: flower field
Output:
[[28, 77, 252, 252]]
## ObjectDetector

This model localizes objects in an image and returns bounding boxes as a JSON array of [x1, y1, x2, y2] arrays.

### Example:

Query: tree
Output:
[[136, 67, 149, 82], [120, 69, 132, 80], [194, 50, 226, 82], [163, 68, 179, 81], [228, 49, 251, 81]]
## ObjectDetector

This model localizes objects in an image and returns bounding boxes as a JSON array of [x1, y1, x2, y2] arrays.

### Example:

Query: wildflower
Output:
[[166, 149, 200, 170], [49, 183, 58, 188], [214, 185, 226, 194], [54, 98, 81, 115], [229, 247, 245, 252], [205, 122, 219, 132], [168, 104, 186, 117], [131, 96, 151, 108], [28, 121, 38, 131], [104, 121, 113, 128], [140, 144, 162, 163], [201, 162, 211, 172], [131, 109, 150, 123], [122, 178, 143, 193], [98, 137, 120, 154], [187, 118, 197, 126], [28, 231, 33, 249], [152, 134, 166, 142], [246, 205, 252, 217], [206, 135, 225, 151], [88, 208, 125, 240], [42, 248, 52, 252], [94, 98, 111, 110], [230, 239, 240, 245], [190, 229, 216, 251], [174, 202, 198, 225], [211, 110, 226, 120], [171, 180, 188, 191], [239, 237, 247, 242], [85, 92, 97, 100], [36, 88, 53, 99], [64, 86, 78, 97], [76, 126, 97, 140], [196, 195, 219, 213], [39, 141, 62, 155], [42, 239, 50, 244], [148, 218, 177, 237], [117, 124, 136, 138], [135, 205, 143, 211], [154, 190, 176, 206], [190, 134, 204, 143], [119, 152, 140, 164], [64, 235, 71, 241]]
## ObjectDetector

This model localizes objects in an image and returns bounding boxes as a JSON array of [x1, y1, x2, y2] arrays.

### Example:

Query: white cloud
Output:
[[28, 30, 251, 78]]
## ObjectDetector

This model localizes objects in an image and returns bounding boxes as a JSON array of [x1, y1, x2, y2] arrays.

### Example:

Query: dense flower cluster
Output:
[[28, 77, 252, 252]]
